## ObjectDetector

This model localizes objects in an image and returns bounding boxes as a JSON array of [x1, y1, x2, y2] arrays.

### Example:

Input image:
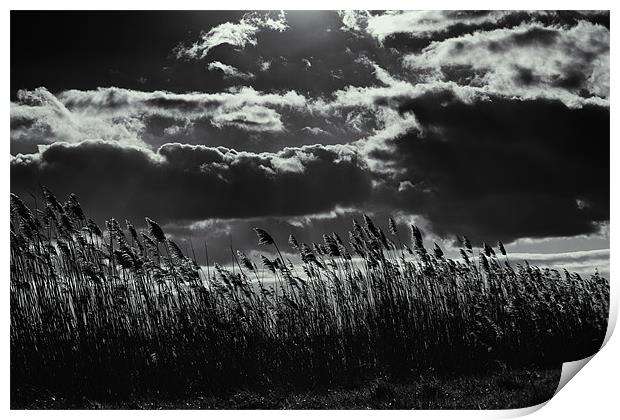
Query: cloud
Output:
[[365, 10, 517, 41], [258, 59, 272, 71], [336, 12, 609, 108], [9, 10, 611, 273], [11, 139, 373, 225], [13, 83, 412, 154], [58, 85, 306, 115], [207, 61, 255, 80], [162, 206, 365, 263], [509, 248, 608, 265], [306, 62, 433, 150], [11, 86, 309, 153], [10, 75, 611, 249], [508, 249, 609, 278], [348, 10, 608, 43], [163, 219, 608, 278], [368, 88, 609, 243], [315, 60, 482, 117], [175, 11, 288, 59], [211, 105, 284, 132], [309, 53, 605, 168], [301, 126, 329, 136], [10, 88, 147, 154], [10, 87, 611, 259], [403, 21, 609, 106], [160, 209, 610, 278], [338, 10, 371, 33], [17, 73, 468, 155]]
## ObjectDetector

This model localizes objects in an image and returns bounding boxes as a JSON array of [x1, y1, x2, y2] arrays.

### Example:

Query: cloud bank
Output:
[[11, 140, 372, 225]]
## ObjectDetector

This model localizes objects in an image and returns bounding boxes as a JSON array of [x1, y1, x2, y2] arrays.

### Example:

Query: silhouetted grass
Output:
[[10, 190, 609, 406]]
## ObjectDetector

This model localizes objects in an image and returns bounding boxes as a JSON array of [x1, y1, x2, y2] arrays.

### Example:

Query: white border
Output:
[[3, 1, 617, 418]]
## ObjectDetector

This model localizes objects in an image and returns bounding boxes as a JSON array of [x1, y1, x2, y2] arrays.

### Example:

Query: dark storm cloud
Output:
[[11, 140, 373, 225], [368, 89, 609, 243]]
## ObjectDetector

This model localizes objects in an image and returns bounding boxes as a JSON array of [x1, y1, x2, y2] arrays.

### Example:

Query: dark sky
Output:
[[11, 11, 244, 94], [10, 10, 610, 267]]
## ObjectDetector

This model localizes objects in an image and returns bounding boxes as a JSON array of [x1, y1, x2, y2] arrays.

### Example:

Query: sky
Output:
[[10, 10, 610, 275]]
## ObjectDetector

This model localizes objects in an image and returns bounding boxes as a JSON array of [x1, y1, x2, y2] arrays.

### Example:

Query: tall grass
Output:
[[10, 190, 609, 401]]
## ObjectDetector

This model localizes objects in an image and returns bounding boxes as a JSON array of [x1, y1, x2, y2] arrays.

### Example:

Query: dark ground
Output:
[[13, 366, 561, 409]]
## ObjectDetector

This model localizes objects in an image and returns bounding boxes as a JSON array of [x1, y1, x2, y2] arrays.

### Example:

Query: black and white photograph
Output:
[[9, 8, 611, 410]]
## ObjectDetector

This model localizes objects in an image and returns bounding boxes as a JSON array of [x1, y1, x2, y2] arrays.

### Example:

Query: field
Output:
[[14, 367, 562, 409], [10, 190, 609, 409]]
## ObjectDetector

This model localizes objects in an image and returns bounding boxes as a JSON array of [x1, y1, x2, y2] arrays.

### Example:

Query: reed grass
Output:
[[10, 190, 609, 401]]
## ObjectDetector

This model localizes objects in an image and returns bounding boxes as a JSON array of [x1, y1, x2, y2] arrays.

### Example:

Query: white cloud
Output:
[[507, 249, 609, 278], [301, 126, 329, 136], [354, 10, 604, 42], [10, 88, 147, 150], [211, 104, 284, 132], [340, 12, 609, 107], [260, 10, 288, 32], [338, 10, 371, 33], [318, 65, 480, 112], [207, 61, 255, 80], [398, 180, 414, 192], [403, 21, 609, 107], [176, 11, 288, 59], [10, 86, 309, 151], [364, 10, 519, 41], [162, 119, 193, 137], [58, 86, 306, 115], [258, 59, 272, 72]]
